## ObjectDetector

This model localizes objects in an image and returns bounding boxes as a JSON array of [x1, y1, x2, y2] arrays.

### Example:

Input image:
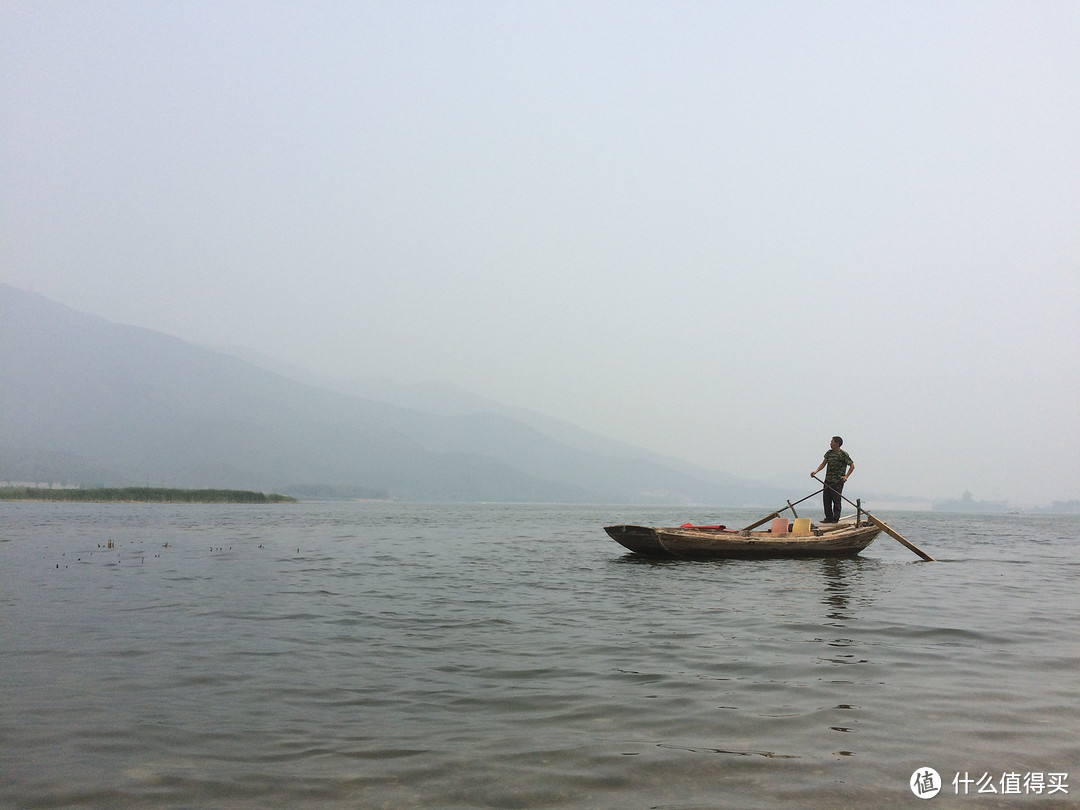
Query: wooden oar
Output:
[[865, 513, 936, 562], [813, 475, 935, 561], [741, 488, 823, 531]]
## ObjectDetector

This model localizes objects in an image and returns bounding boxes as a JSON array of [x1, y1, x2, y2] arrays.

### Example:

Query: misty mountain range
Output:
[[1, 283, 787, 505]]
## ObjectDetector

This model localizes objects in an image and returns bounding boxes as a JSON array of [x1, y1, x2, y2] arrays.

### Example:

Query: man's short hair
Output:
[[832, 436, 844, 446]]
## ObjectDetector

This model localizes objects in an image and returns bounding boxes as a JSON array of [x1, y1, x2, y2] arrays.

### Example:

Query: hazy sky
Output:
[[3, 1, 1078, 505]]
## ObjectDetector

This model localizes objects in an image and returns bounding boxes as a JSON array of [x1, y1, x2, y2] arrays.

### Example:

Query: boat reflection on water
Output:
[[819, 556, 856, 622]]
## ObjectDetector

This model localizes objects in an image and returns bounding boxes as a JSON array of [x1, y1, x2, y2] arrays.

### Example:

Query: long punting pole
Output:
[[813, 475, 935, 561], [740, 488, 823, 531]]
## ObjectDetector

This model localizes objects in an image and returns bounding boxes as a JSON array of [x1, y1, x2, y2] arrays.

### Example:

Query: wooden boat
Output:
[[604, 518, 881, 559]]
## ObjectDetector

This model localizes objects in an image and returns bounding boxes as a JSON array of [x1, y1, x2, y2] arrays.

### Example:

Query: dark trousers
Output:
[[823, 479, 845, 522]]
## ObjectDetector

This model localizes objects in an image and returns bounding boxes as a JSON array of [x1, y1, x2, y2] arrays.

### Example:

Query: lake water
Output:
[[2, 501, 1078, 808]]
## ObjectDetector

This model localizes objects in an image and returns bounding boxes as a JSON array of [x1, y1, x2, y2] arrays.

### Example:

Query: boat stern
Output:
[[604, 525, 666, 556]]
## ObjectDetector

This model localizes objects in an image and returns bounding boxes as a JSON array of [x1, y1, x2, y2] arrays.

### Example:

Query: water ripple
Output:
[[2, 502, 1078, 808]]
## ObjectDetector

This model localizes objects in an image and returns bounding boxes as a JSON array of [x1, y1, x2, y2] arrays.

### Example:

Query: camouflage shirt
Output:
[[822, 449, 853, 483]]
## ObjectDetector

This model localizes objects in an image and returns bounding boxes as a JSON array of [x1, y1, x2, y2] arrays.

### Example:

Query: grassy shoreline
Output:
[[0, 487, 297, 504]]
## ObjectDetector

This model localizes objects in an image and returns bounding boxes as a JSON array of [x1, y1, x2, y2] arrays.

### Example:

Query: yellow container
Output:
[[792, 517, 812, 536]]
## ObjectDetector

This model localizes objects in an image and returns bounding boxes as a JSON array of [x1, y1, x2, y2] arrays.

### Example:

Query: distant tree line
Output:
[[0, 487, 296, 503]]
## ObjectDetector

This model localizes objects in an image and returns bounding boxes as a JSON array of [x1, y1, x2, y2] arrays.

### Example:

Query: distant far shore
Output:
[[0, 487, 297, 504]]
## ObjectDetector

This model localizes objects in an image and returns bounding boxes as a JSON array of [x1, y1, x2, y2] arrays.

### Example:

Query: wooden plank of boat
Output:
[[604, 524, 669, 555], [604, 521, 881, 559]]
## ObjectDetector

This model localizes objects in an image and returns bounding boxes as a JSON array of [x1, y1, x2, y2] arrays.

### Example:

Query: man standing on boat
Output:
[[811, 436, 854, 523]]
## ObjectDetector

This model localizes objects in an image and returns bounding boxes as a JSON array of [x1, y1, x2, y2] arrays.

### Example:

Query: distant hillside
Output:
[[212, 346, 750, 485], [0, 283, 785, 505]]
